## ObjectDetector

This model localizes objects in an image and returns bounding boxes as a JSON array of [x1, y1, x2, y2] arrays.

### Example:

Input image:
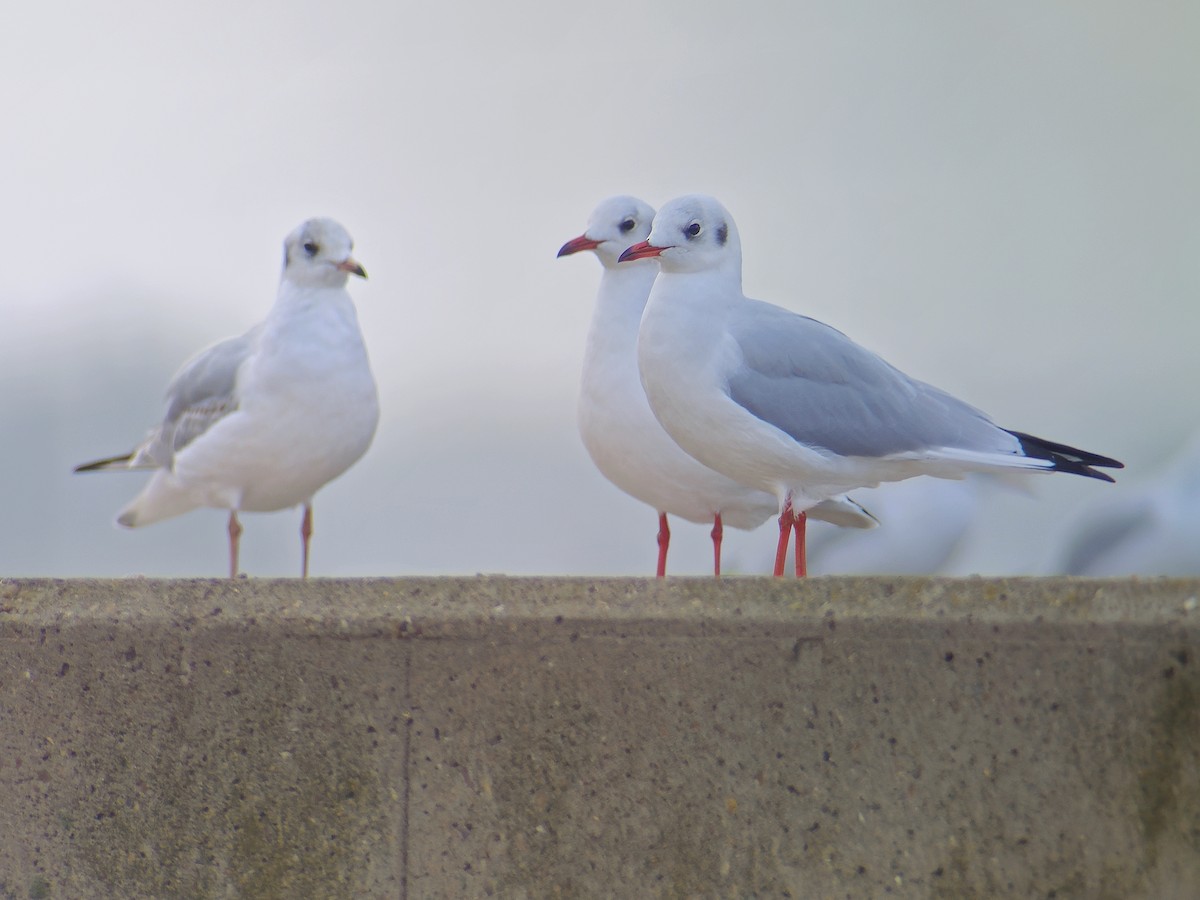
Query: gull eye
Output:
[[302, 241, 319, 257], [685, 222, 702, 238], [618, 218, 636, 234]]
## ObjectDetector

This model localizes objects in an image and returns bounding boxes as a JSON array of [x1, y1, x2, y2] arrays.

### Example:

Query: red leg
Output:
[[773, 496, 793, 577], [227, 511, 243, 580], [793, 509, 808, 578], [710, 513, 724, 578], [656, 512, 670, 578], [300, 504, 313, 579]]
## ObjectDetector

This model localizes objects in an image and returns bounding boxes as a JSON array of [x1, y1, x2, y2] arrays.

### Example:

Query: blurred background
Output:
[[3, 0, 1197, 577]]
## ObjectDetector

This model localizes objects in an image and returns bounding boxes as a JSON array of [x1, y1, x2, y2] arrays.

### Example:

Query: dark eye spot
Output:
[[716, 223, 728, 246], [302, 241, 319, 257], [685, 222, 702, 238], [619, 218, 636, 234]]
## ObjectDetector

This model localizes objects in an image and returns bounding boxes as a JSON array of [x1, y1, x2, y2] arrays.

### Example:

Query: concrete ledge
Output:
[[1, 577, 1197, 898]]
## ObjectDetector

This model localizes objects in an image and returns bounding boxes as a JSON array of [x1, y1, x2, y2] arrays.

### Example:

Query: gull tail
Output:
[[809, 495, 879, 530], [74, 453, 136, 473], [114, 470, 203, 528], [1006, 430, 1124, 483]]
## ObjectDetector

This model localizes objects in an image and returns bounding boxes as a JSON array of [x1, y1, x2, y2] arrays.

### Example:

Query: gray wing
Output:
[[726, 300, 1007, 459], [131, 325, 260, 467]]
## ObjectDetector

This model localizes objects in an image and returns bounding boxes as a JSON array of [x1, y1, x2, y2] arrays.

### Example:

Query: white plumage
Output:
[[76, 217, 379, 577], [560, 196, 874, 576], [626, 195, 1121, 576]]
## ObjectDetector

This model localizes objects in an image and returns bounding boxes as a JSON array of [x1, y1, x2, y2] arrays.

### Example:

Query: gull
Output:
[[75, 218, 379, 578], [1044, 429, 1200, 576], [623, 194, 1122, 576], [559, 196, 875, 576], [805, 476, 981, 575], [559, 196, 876, 576]]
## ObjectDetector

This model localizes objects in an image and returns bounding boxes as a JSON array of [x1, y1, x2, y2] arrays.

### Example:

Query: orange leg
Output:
[[227, 511, 243, 580], [711, 513, 724, 578], [656, 513, 670, 578], [300, 504, 314, 579]]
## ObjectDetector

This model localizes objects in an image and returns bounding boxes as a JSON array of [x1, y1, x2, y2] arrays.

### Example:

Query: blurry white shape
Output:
[[807, 476, 982, 575], [1044, 430, 1200, 576]]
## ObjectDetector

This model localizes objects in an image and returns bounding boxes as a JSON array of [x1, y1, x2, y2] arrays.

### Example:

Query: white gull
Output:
[[76, 217, 379, 578], [1044, 429, 1200, 576], [624, 194, 1122, 576], [805, 476, 982, 575], [559, 195, 875, 576]]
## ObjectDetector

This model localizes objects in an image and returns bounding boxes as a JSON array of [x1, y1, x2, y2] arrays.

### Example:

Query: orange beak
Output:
[[337, 258, 367, 278]]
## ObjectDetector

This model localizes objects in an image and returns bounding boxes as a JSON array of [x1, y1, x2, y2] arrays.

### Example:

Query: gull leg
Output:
[[773, 495, 794, 577], [711, 513, 724, 578], [300, 504, 313, 579], [227, 511, 243, 580], [793, 510, 808, 578], [656, 513, 670, 578]]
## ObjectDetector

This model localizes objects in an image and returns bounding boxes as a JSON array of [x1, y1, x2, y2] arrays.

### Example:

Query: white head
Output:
[[282, 218, 367, 288], [557, 196, 656, 269], [619, 194, 741, 276]]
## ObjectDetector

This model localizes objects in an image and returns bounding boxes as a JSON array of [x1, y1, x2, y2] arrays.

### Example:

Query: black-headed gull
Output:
[[559, 196, 875, 576], [806, 476, 981, 575], [623, 194, 1122, 577], [76, 218, 380, 578], [1045, 429, 1200, 576]]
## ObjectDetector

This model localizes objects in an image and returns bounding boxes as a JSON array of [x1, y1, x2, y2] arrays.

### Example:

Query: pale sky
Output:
[[3, 1, 1197, 577]]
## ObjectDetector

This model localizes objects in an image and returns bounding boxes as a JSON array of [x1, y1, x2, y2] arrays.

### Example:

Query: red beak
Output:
[[557, 234, 602, 257], [618, 240, 665, 263]]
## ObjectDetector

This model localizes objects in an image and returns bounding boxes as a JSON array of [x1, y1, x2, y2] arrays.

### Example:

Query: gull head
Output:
[[557, 196, 656, 269], [618, 194, 741, 275], [282, 218, 367, 288]]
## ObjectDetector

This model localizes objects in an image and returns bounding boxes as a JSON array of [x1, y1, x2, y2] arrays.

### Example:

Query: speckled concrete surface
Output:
[[0, 577, 1197, 898]]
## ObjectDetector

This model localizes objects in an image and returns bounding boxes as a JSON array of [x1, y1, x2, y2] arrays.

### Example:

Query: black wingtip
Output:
[[73, 453, 134, 473], [1005, 430, 1123, 483]]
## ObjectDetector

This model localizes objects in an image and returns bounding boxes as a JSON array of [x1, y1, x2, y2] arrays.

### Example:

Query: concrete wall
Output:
[[0, 577, 1197, 899]]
